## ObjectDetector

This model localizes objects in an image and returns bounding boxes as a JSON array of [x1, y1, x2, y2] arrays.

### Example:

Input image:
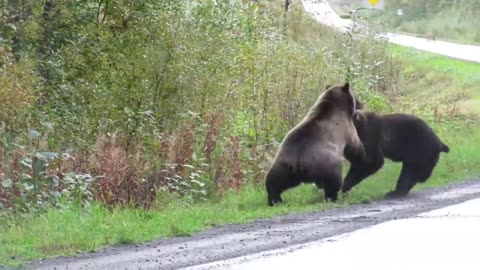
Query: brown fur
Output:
[[265, 82, 365, 206]]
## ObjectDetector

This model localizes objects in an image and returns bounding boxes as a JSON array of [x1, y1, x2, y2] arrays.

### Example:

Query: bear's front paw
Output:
[[324, 194, 338, 203], [341, 184, 352, 193], [268, 197, 283, 207], [384, 190, 407, 200]]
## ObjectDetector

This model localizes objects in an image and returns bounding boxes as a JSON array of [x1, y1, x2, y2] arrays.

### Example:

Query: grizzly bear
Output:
[[343, 111, 450, 199], [265, 82, 365, 206], [325, 84, 364, 110]]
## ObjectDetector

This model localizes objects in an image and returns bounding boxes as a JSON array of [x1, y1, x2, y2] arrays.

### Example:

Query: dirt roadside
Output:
[[26, 178, 480, 270]]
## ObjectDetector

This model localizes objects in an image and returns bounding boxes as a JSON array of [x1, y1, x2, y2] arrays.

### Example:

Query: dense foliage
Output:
[[0, 0, 397, 212]]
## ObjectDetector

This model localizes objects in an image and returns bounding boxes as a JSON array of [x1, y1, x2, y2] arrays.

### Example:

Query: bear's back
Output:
[[380, 113, 443, 161]]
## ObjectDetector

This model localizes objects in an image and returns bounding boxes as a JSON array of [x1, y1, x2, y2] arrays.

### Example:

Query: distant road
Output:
[[302, 0, 480, 63]]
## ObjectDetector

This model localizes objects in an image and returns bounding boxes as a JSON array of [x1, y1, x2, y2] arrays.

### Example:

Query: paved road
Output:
[[379, 32, 480, 63], [188, 197, 480, 270], [27, 179, 480, 269], [302, 0, 480, 63]]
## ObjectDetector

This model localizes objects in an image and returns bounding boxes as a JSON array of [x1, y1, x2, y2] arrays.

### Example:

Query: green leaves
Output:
[[27, 130, 41, 141], [35, 152, 58, 161], [0, 0, 402, 213], [1, 179, 13, 189]]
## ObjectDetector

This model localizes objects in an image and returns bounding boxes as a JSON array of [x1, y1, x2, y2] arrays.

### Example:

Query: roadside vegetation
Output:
[[378, 0, 480, 44], [329, 0, 480, 44], [1, 0, 479, 267], [390, 46, 480, 116]]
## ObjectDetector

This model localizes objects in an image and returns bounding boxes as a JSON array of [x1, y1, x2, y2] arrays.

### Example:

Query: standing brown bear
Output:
[[265, 82, 365, 206], [343, 111, 450, 199]]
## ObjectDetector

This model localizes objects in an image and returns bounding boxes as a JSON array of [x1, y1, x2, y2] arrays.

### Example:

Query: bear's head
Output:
[[320, 82, 356, 117], [302, 82, 358, 124], [354, 97, 364, 110], [350, 110, 383, 153], [352, 109, 368, 141], [325, 83, 363, 111]]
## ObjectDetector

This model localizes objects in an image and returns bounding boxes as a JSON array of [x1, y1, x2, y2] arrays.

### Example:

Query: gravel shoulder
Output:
[[27, 178, 480, 270]]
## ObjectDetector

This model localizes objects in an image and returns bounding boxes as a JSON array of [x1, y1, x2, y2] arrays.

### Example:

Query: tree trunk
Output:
[[6, 0, 29, 58], [39, 0, 57, 83], [283, 0, 291, 36]]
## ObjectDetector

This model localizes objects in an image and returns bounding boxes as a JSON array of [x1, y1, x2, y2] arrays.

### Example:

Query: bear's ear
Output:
[[342, 82, 350, 92], [353, 110, 365, 124], [355, 98, 364, 110], [354, 111, 362, 121], [325, 84, 332, 90]]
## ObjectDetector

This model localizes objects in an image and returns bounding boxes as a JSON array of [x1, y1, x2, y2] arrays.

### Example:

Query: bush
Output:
[[0, 49, 37, 130], [0, 138, 95, 212], [0, 0, 398, 213]]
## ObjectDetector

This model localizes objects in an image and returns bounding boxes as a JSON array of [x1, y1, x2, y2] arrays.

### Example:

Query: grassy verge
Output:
[[328, 0, 480, 44], [391, 46, 480, 83], [389, 45, 480, 116], [381, 11, 480, 45]]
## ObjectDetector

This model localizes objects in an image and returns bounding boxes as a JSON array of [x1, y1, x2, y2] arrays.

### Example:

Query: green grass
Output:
[[2, 121, 480, 267], [387, 45, 480, 116], [384, 11, 480, 45], [328, 0, 480, 44], [391, 46, 480, 83]]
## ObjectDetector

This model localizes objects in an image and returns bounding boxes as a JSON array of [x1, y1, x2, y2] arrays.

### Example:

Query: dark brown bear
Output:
[[265, 83, 365, 206], [343, 111, 450, 199]]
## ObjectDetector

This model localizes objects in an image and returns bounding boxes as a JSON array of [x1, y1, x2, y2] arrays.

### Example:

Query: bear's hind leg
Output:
[[265, 165, 300, 206], [316, 168, 342, 203], [416, 155, 439, 183], [385, 161, 430, 199]]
